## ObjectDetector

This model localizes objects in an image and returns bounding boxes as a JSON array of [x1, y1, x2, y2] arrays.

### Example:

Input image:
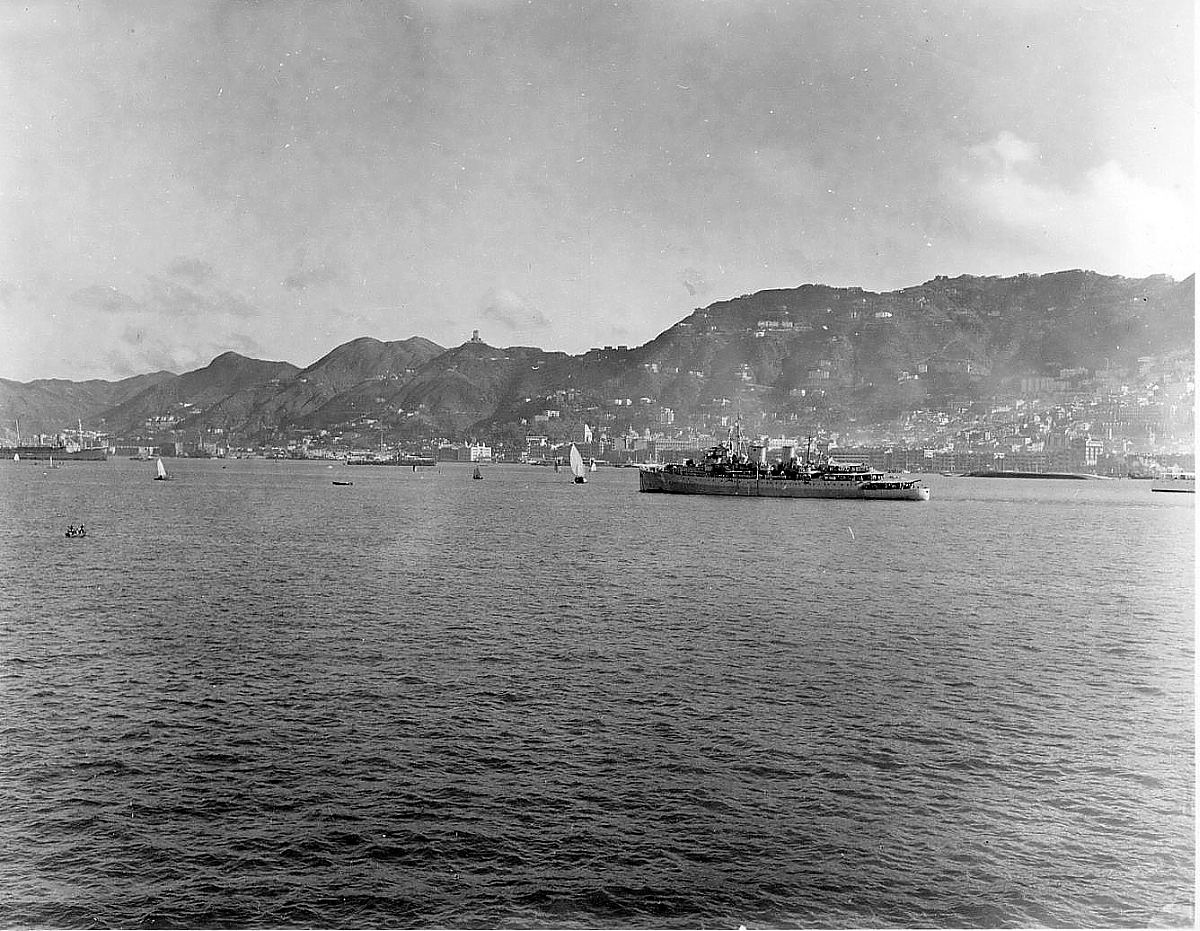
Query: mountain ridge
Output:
[[1, 271, 1192, 444]]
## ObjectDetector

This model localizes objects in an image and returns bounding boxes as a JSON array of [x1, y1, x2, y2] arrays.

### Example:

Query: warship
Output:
[[638, 430, 929, 501]]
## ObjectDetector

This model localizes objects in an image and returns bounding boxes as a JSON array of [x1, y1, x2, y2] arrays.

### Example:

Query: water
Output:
[[0, 459, 1193, 928]]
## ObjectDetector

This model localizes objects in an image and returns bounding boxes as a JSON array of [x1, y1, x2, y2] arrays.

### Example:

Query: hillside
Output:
[[299, 336, 445, 391], [158, 337, 446, 441], [96, 352, 301, 438], [0, 371, 175, 439], [612, 271, 1193, 422], [382, 342, 570, 434], [1, 271, 1191, 443]]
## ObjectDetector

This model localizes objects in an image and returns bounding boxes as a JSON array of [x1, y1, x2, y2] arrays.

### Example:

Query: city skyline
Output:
[[1, 0, 1193, 381]]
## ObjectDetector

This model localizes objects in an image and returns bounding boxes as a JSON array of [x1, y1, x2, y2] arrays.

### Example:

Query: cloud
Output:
[[746, 148, 825, 203], [70, 285, 144, 315], [478, 288, 550, 331], [17, 271, 268, 378], [166, 257, 215, 284], [970, 131, 1039, 169], [681, 267, 712, 297], [73, 269, 257, 320], [1, 277, 265, 380], [958, 132, 1194, 278], [282, 263, 342, 291], [111, 323, 266, 376], [145, 276, 256, 318]]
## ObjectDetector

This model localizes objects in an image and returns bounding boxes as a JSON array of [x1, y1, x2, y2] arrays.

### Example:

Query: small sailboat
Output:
[[569, 444, 587, 484], [48, 455, 59, 469], [589, 458, 597, 473], [472, 466, 483, 480], [12, 453, 18, 462], [154, 457, 169, 481]]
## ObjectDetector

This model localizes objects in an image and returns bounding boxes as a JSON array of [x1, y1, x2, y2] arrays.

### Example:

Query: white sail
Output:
[[569, 444, 586, 479], [156, 457, 167, 480], [12, 453, 18, 461], [589, 458, 597, 472]]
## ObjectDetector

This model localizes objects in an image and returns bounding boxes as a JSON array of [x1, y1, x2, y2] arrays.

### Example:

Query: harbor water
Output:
[[0, 460, 1193, 928]]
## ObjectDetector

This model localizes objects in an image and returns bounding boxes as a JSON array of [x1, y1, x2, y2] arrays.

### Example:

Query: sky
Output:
[[0, 0, 1193, 381]]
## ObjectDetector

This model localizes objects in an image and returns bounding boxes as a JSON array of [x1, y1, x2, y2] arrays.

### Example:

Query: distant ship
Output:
[[962, 470, 1109, 480], [1, 444, 107, 461], [639, 431, 929, 501], [3, 419, 107, 461], [346, 455, 436, 467], [1150, 472, 1195, 493]]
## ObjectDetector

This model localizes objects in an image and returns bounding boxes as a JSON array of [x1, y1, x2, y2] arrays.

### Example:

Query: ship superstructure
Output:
[[2, 419, 107, 461], [638, 426, 929, 500]]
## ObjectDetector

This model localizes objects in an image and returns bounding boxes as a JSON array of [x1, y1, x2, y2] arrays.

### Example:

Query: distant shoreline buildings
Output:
[[6, 345, 1193, 476], [3, 274, 1192, 474]]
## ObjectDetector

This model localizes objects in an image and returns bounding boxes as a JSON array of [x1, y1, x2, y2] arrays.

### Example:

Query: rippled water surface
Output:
[[0, 459, 1193, 928]]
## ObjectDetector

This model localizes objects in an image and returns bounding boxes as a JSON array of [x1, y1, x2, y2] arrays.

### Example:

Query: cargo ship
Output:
[[4, 444, 107, 461], [4, 419, 108, 461], [638, 433, 929, 501]]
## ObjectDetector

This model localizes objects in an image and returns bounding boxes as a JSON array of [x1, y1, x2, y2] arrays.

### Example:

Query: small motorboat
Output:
[[64, 525, 87, 538], [472, 466, 483, 480], [332, 480, 353, 486]]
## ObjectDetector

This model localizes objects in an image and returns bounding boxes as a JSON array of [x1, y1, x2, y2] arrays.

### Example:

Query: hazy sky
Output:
[[1, 0, 1193, 380]]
